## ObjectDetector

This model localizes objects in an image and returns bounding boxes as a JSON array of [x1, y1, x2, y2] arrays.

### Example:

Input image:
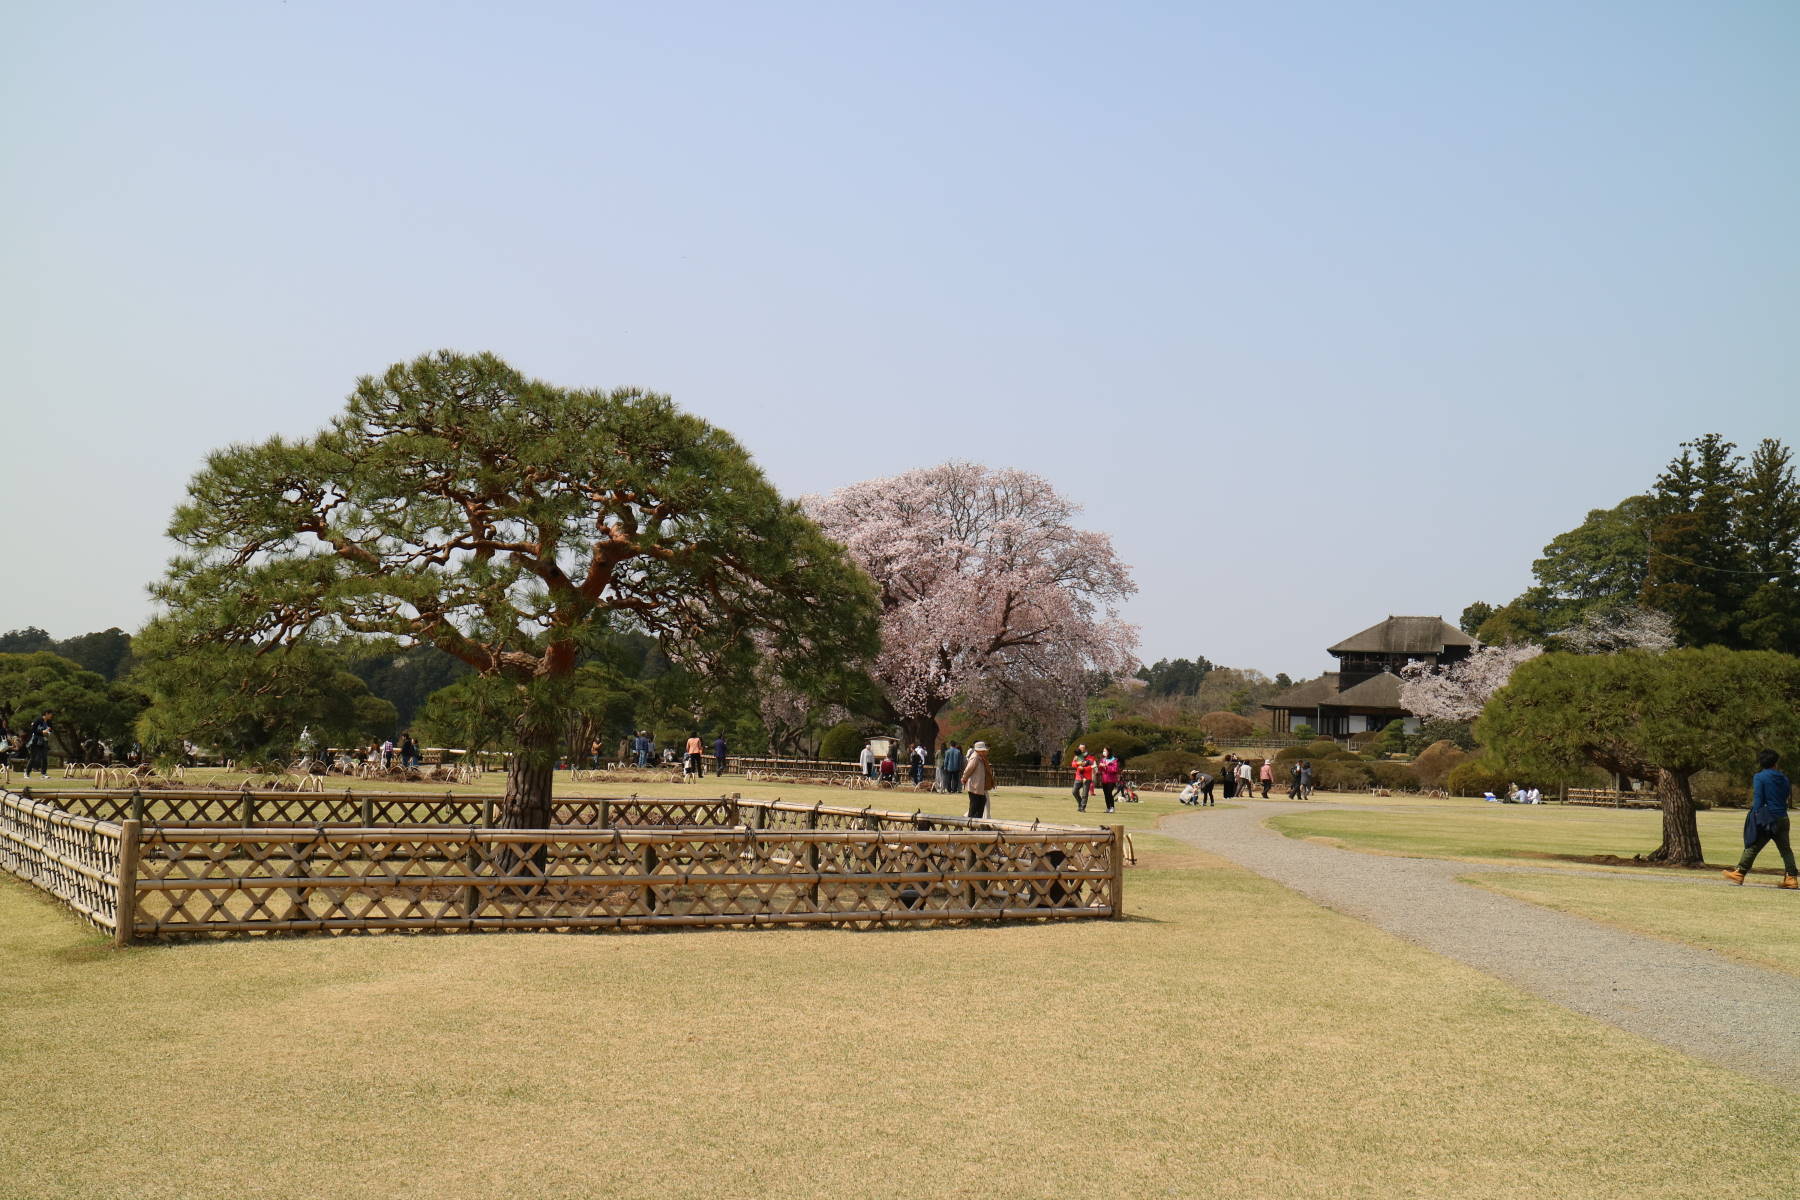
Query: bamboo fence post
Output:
[[129, 788, 144, 825], [806, 804, 821, 911], [463, 833, 482, 921], [642, 839, 659, 914], [283, 830, 312, 922], [239, 787, 256, 827], [483, 797, 496, 828], [113, 818, 141, 948], [598, 799, 611, 829], [1109, 825, 1125, 918], [360, 794, 374, 827]]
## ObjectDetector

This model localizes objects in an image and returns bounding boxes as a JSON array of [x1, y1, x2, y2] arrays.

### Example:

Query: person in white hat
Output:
[[961, 741, 995, 819]]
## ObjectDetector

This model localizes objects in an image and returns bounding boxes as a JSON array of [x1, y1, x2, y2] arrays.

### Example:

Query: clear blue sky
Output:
[[4, 1, 1796, 679]]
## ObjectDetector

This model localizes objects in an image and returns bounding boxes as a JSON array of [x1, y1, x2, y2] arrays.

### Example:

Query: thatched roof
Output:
[[1318, 671, 1406, 712], [1328, 616, 1473, 657], [1263, 673, 1340, 711]]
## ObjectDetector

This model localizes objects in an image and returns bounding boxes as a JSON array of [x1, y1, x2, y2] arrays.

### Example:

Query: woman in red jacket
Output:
[[1097, 749, 1122, 814]]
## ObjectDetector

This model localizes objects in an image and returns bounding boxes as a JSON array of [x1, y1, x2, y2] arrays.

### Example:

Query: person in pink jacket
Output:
[[1260, 758, 1274, 799], [1097, 749, 1123, 814]]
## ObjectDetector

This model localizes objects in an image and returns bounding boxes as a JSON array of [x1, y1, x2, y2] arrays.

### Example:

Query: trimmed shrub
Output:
[[1445, 759, 1512, 797], [1197, 711, 1257, 740], [818, 722, 867, 763], [1368, 761, 1419, 791], [1692, 772, 1748, 810], [1126, 749, 1207, 781], [1316, 759, 1373, 791], [957, 728, 1021, 765], [1067, 727, 1150, 763], [1412, 740, 1469, 789], [1306, 739, 1344, 759], [1292, 723, 1315, 739]]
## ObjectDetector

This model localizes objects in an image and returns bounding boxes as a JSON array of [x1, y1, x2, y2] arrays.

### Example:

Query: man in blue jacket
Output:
[[1724, 749, 1797, 888]]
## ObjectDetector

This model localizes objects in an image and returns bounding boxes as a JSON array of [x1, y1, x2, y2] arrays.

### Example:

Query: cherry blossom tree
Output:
[[1551, 605, 1677, 654], [805, 462, 1138, 753], [1397, 643, 1544, 723]]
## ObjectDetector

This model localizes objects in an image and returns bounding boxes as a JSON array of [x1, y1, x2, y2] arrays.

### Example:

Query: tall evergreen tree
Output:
[[1735, 437, 1800, 654], [1642, 434, 1750, 648]]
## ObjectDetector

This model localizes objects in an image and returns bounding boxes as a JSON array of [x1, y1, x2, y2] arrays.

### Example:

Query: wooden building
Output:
[[1264, 616, 1474, 737]]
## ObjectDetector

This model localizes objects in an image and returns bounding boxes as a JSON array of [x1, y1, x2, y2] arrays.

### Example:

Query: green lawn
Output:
[[3, 780, 1797, 1199], [1267, 801, 1752, 871], [1468, 871, 1800, 978]]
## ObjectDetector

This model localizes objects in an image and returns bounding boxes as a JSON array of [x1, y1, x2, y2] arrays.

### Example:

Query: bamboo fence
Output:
[[0, 788, 1123, 942], [1563, 787, 1659, 809]]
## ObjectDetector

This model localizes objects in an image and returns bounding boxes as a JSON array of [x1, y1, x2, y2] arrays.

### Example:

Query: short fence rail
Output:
[[1, 788, 1123, 942], [1563, 787, 1659, 808]]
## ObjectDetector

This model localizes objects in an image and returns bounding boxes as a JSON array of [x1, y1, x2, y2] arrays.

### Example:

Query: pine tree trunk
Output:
[[500, 713, 558, 830], [1645, 768, 1705, 865]]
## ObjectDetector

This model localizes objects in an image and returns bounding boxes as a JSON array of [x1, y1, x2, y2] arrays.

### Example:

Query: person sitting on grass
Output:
[[1724, 748, 1797, 889]]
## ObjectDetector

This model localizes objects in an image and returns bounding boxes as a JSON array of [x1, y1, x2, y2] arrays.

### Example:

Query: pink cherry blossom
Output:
[[805, 462, 1138, 749]]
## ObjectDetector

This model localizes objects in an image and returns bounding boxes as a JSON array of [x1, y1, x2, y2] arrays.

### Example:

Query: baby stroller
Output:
[[1119, 779, 1140, 804]]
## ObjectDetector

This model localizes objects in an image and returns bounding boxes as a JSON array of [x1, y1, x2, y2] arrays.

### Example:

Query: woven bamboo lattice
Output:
[[0, 789, 1123, 941], [0, 790, 124, 937]]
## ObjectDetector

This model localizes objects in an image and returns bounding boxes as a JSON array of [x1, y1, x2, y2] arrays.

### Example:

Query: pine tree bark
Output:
[[500, 711, 557, 833], [1645, 767, 1705, 865]]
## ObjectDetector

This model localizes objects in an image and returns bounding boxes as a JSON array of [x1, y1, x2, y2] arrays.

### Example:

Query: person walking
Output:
[[713, 734, 728, 777], [24, 711, 54, 778], [1288, 760, 1302, 799], [1238, 758, 1254, 797], [962, 740, 996, 819], [1260, 758, 1274, 798], [633, 731, 651, 768], [1070, 745, 1094, 812], [1097, 749, 1122, 813], [1220, 755, 1237, 800], [1299, 760, 1314, 800], [684, 731, 705, 778], [859, 742, 876, 779], [1725, 749, 1798, 888], [939, 741, 963, 793], [909, 743, 927, 787]]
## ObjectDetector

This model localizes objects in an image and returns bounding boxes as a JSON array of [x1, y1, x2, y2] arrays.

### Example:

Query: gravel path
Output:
[[1160, 801, 1800, 1089]]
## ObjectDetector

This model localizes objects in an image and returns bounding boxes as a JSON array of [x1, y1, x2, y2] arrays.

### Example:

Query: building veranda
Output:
[[1263, 615, 1473, 737]]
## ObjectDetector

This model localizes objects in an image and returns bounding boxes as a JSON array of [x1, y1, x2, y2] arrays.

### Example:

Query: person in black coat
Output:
[[25, 710, 55, 778]]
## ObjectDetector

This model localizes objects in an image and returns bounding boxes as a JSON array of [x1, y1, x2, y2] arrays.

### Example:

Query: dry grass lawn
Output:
[[4, 780, 1797, 1199], [1469, 871, 1800, 978], [1267, 802, 1753, 871]]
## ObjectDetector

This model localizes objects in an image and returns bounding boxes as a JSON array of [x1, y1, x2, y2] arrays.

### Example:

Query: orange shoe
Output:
[[1722, 869, 1746, 885], [1781, 876, 1799, 890]]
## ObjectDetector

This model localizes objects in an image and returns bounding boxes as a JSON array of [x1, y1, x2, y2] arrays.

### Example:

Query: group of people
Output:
[[857, 741, 968, 790], [0, 710, 56, 778], [1066, 744, 1137, 814], [615, 731, 729, 777], [1178, 757, 1314, 805]]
